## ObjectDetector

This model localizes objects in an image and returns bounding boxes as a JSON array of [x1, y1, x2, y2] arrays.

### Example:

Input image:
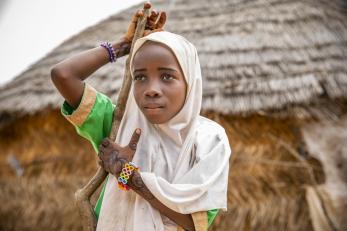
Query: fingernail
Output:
[[136, 128, 141, 134]]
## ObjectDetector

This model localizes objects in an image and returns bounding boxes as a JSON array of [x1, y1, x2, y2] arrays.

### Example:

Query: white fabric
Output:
[[96, 31, 231, 231]]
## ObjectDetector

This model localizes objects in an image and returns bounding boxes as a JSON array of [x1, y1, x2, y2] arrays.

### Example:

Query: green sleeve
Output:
[[93, 176, 108, 219], [61, 84, 114, 219], [207, 209, 219, 227], [61, 86, 115, 154]]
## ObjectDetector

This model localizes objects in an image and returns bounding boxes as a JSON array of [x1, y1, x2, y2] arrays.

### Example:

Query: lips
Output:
[[143, 103, 165, 109]]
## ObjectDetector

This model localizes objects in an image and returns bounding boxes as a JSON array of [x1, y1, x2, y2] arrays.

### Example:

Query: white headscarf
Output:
[[96, 31, 231, 231]]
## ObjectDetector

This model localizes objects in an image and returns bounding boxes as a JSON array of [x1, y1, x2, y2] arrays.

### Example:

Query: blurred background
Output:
[[0, 0, 143, 86], [0, 0, 346, 230]]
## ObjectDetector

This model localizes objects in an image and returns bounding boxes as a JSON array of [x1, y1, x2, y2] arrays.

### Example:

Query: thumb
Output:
[[124, 10, 143, 42], [127, 128, 141, 152]]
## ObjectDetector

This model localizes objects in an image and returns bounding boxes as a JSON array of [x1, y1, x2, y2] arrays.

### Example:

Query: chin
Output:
[[140, 109, 169, 124], [147, 117, 167, 124], [143, 114, 168, 124]]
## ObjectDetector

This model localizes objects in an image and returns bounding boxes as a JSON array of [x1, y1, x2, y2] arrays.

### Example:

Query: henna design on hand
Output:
[[128, 172, 155, 201], [98, 128, 141, 175]]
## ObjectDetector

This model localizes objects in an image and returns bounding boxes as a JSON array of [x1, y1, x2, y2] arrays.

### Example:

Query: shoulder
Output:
[[196, 116, 227, 139], [192, 116, 231, 160], [194, 116, 230, 150]]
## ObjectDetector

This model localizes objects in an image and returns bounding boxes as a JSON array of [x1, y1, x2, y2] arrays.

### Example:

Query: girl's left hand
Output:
[[122, 2, 167, 43], [98, 128, 141, 176]]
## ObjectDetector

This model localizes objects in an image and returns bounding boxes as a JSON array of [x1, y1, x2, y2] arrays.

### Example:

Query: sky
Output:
[[0, 0, 144, 86]]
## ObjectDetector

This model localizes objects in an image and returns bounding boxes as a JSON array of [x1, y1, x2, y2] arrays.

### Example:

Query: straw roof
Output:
[[1, 0, 347, 124], [0, 111, 324, 230]]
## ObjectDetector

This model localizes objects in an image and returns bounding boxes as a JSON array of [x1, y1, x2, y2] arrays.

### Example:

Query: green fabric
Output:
[[61, 90, 113, 219], [62, 91, 115, 154], [61, 89, 219, 226], [207, 209, 219, 227], [94, 175, 108, 219]]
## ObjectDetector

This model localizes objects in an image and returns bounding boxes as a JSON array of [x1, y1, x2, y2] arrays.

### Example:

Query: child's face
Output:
[[132, 41, 187, 124]]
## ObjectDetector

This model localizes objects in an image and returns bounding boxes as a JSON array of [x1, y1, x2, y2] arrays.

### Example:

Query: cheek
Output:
[[133, 86, 142, 106], [166, 82, 187, 106]]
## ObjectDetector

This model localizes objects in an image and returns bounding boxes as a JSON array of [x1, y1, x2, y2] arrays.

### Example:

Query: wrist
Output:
[[117, 161, 139, 191], [128, 171, 155, 201], [112, 38, 131, 58]]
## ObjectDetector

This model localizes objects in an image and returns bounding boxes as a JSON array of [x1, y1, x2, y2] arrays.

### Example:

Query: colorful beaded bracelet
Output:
[[117, 162, 139, 191], [100, 41, 117, 63]]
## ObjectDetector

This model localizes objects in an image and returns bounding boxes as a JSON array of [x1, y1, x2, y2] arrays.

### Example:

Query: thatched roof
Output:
[[1, 0, 347, 124]]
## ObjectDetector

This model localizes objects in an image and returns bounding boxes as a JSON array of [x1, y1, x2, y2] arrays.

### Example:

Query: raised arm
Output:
[[50, 39, 131, 108], [50, 2, 166, 108]]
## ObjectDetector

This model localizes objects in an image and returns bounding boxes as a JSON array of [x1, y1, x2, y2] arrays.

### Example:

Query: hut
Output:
[[0, 0, 346, 230]]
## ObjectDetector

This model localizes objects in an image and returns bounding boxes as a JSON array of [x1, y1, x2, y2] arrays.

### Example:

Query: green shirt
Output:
[[61, 84, 218, 228]]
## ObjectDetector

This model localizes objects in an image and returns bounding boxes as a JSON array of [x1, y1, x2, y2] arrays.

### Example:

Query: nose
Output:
[[144, 80, 162, 98]]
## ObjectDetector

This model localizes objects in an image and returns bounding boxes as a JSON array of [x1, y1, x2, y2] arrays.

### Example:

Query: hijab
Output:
[[96, 31, 231, 231]]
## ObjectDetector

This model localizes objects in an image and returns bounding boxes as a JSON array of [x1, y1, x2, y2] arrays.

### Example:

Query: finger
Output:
[[127, 128, 141, 151], [147, 9, 157, 20], [133, 10, 143, 22], [136, 10, 144, 18], [146, 11, 158, 29], [101, 138, 110, 147], [155, 11, 166, 29], [99, 149, 104, 157], [154, 12, 160, 23], [150, 9, 158, 18], [143, 1, 151, 9], [147, 15, 156, 27], [124, 11, 140, 42]]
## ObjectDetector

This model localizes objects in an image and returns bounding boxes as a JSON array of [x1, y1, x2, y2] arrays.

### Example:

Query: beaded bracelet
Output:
[[100, 41, 117, 63], [117, 161, 139, 191]]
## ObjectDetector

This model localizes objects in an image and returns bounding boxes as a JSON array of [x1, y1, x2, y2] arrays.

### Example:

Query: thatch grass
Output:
[[1, 0, 346, 124], [0, 110, 97, 178], [0, 175, 102, 231], [0, 111, 325, 230], [0, 110, 99, 230], [207, 113, 324, 230]]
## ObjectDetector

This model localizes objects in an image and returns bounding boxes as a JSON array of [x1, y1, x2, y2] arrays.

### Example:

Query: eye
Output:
[[133, 74, 146, 81], [162, 74, 174, 81]]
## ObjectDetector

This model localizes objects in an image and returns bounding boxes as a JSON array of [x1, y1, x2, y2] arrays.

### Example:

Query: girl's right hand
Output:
[[98, 128, 141, 176], [122, 2, 167, 44]]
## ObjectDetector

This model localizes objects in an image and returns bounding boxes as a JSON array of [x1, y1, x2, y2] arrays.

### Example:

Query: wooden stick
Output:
[[74, 6, 151, 231]]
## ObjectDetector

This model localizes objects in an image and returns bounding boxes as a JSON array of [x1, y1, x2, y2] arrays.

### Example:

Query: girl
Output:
[[51, 3, 231, 231]]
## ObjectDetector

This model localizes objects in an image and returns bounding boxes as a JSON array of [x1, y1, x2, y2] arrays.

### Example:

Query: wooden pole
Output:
[[74, 6, 151, 231]]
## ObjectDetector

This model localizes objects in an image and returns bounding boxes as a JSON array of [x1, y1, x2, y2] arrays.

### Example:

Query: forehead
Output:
[[132, 41, 180, 69]]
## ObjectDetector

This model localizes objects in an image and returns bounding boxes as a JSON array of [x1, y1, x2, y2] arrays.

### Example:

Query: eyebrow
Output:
[[133, 67, 178, 73], [158, 67, 178, 72], [133, 68, 146, 73]]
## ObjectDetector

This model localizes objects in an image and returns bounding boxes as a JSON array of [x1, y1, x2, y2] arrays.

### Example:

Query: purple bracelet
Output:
[[100, 42, 117, 63]]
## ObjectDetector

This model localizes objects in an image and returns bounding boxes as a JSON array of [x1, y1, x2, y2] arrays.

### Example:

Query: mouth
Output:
[[143, 103, 165, 109], [143, 104, 165, 115]]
